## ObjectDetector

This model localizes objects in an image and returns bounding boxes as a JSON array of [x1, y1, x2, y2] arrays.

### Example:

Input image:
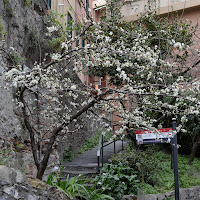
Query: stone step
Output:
[[64, 163, 99, 172], [61, 170, 98, 178]]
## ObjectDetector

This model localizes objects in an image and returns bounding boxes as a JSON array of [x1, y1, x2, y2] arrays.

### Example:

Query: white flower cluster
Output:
[[51, 53, 61, 61], [47, 26, 58, 33]]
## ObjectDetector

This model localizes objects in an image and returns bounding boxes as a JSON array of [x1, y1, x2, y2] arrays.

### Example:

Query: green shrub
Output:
[[93, 163, 139, 200], [111, 147, 160, 185]]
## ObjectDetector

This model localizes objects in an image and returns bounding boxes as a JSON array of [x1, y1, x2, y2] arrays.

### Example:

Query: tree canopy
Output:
[[3, 0, 200, 179]]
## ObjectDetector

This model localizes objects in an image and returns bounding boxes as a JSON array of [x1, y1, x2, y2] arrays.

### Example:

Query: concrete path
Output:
[[62, 140, 128, 177]]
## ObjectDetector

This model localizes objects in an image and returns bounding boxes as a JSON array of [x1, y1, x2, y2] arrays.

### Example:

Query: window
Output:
[[76, 31, 79, 47], [68, 13, 73, 39], [46, 0, 51, 9], [82, 38, 85, 47]]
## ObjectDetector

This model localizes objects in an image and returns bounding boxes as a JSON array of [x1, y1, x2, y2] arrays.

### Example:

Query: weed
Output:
[[0, 148, 12, 166], [24, 25, 39, 51], [62, 145, 74, 163], [8, 49, 24, 65], [25, 0, 32, 7], [3, 0, 10, 4], [6, 7, 15, 18], [0, 15, 3, 39]]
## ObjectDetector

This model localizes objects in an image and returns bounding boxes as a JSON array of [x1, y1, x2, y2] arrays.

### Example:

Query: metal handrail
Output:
[[97, 133, 124, 171], [97, 132, 103, 171]]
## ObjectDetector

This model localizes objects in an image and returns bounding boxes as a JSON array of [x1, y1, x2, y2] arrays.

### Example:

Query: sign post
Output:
[[172, 118, 179, 200], [136, 128, 173, 144], [136, 119, 179, 200]]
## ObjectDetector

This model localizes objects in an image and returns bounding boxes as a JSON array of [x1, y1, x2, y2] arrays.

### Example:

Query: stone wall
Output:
[[0, 165, 69, 200], [2, 164, 200, 200], [122, 187, 200, 200]]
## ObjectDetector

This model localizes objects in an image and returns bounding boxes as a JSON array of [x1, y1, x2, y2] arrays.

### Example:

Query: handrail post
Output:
[[114, 139, 116, 153], [102, 134, 104, 167], [97, 132, 103, 171], [122, 139, 124, 150], [97, 156, 100, 171]]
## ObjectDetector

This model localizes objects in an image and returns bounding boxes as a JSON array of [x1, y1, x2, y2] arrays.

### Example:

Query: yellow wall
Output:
[[122, 0, 200, 22], [51, 0, 75, 36]]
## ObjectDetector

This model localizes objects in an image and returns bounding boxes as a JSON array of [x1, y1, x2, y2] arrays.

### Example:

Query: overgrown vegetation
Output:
[[112, 145, 161, 185], [49, 144, 200, 199], [78, 131, 112, 154], [111, 145, 200, 195], [93, 162, 139, 200]]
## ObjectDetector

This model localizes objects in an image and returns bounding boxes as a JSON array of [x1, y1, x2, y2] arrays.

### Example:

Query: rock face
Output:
[[0, 165, 69, 200], [0, 0, 49, 141], [0, 0, 100, 179], [0, 0, 56, 179]]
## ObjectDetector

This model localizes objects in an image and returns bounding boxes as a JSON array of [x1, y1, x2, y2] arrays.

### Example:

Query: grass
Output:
[[78, 131, 112, 154], [137, 149, 200, 194]]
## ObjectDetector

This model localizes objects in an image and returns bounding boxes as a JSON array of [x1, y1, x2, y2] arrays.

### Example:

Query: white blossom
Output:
[[47, 26, 58, 33]]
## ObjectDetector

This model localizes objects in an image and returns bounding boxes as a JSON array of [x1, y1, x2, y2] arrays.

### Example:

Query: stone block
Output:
[[15, 169, 27, 184], [3, 186, 19, 199], [0, 165, 17, 185], [28, 177, 48, 190]]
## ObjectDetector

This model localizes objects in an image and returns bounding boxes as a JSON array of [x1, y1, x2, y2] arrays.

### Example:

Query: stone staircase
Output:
[[62, 140, 128, 178], [62, 163, 98, 178]]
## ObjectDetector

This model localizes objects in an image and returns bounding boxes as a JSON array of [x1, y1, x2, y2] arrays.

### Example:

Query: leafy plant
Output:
[[47, 173, 114, 200], [47, 173, 90, 199], [93, 163, 139, 200]]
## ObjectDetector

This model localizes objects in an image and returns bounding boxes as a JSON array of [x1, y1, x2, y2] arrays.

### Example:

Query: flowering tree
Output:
[[3, 0, 200, 179]]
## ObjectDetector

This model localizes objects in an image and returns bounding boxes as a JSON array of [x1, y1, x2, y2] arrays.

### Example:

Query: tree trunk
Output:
[[188, 136, 200, 165], [36, 166, 44, 180]]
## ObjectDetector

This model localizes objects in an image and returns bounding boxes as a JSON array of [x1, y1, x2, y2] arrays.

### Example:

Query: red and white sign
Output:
[[136, 128, 173, 144]]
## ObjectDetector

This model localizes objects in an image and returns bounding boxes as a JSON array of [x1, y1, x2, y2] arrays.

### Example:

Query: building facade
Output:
[[50, 0, 200, 131]]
